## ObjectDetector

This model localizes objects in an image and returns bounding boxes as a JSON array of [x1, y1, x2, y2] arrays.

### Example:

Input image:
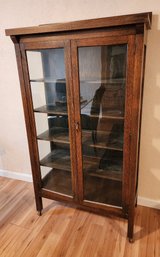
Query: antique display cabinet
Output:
[[6, 12, 152, 241]]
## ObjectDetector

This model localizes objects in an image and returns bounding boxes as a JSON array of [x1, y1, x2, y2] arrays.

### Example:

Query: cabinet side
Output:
[[10, 36, 43, 213], [127, 25, 147, 241]]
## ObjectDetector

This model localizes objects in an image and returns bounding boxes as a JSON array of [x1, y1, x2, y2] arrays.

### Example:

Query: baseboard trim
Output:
[[0, 169, 32, 182], [138, 196, 160, 210]]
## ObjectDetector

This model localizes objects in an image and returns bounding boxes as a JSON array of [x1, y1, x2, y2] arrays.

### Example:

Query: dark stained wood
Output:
[[70, 39, 84, 203], [6, 12, 152, 242], [85, 169, 122, 181], [75, 34, 129, 47], [70, 35, 128, 205], [5, 12, 152, 36], [64, 40, 79, 202], [21, 40, 64, 50], [19, 26, 136, 44]]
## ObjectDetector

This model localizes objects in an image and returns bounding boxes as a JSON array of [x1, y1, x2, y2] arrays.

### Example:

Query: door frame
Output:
[[19, 39, 78, 203], [70, 35, 136, 214]]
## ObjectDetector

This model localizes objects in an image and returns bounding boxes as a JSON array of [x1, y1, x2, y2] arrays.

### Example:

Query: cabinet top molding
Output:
[[5, 12, 152, 37]]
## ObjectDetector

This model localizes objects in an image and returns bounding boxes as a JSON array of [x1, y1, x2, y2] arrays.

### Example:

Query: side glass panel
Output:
[[78, 45, 127, 206], [27, 49, 72, 196]]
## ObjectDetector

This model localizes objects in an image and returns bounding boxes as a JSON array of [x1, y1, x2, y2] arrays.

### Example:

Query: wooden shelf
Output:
[[42, 167, 122, 206], [83, 155, 122, 181], [30, 78, 66, 83], [40, 149, 122, 181], [37, 128, 123, 151], [40, 149, 71, 171], [34, 105, 68, 115], [42, 168, 72, 196], [34, 101, 88, 115], [30, 78, 125, 85], [37, 127, 69, 144], [80, 78, 126, 85], [84, 174, 122, 206], [84, 110, 124, 120], [34, 103, 124, 120], [82, 130, 123, 151], [86, 169, 122, 181]]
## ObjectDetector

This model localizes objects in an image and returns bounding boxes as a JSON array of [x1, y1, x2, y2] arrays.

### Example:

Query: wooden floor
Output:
[[0, 177, 159, 257]]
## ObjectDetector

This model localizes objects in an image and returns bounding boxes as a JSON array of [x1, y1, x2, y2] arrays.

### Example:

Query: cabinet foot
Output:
[[129, 238, 134, 243], [37, 210, 42, 216]]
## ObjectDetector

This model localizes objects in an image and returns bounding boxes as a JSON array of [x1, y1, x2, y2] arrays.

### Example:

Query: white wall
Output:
[[0, 0, 160, 203]]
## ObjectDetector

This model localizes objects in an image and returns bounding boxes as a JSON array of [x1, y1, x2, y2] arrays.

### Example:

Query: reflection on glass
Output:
[[27, 49, 72, 196], [78, 44, 127, 206]]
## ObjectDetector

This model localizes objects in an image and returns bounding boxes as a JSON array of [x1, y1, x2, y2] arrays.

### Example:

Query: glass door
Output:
[[25, 44, 73, 197], [72, 37, 131, 207]]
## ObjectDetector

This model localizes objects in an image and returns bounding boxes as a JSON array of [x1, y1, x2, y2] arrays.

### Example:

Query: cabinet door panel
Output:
[[26, 47, 73, 197], [71, 36, 134, 208]]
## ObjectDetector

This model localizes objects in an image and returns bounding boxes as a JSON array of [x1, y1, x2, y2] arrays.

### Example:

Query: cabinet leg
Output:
[[35, 196, 43, 216], [135, 195, 138, 207], [127, 226, 134, 243], [127, 211, 134, 243], [129, 238, 134, 243], [37, 210, 42, 216]]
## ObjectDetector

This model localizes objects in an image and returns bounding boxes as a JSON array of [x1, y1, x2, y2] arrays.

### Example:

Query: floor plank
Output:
[[0, 177, 159, 257]]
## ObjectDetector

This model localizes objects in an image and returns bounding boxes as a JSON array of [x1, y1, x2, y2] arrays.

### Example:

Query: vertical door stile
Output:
[[64, 40, 78, 201], [70, 40, 84, 202]]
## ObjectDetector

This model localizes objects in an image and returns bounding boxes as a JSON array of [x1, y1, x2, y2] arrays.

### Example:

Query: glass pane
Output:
[[78, 44, 127, 206], [27, 49, 72, 196]]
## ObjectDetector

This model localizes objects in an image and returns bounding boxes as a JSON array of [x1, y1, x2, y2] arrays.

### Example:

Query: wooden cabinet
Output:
[[6, 12, 152, 241]]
